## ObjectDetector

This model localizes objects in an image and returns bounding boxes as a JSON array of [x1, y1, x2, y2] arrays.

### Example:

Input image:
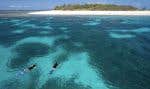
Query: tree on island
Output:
[[54, 4, 139, 11]]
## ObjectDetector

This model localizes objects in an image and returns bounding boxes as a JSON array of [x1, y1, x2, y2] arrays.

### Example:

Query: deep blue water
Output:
[[0, 15, 150, 89]]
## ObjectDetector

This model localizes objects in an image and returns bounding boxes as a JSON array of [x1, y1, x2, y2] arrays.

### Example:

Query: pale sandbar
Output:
[[28, 10, 150, 16]]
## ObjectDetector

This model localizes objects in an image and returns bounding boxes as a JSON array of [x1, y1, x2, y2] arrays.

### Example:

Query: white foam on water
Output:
[[59, 27, 70, 33], [110, 27, 150, 33], [132, 27, 150, 33], [11, 29, 26, 34], [51, 52, 109, 89], [83, 21, 100, 26], [109, 32, 135, 39], [110, 29, 129, 32], [59, 27, 68, 30]]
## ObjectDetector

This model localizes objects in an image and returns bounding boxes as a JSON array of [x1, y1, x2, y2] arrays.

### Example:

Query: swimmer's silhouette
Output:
[[49, 62, 59, 74], [28, 64, 36, 71], [16, 64, 37, 77]]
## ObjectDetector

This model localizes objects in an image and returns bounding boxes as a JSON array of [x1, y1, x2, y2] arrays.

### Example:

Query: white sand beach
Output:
[[28, 10, 150, 16]]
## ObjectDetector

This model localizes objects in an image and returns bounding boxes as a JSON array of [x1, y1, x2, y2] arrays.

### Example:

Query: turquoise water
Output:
[[0, 15, 150, 89]]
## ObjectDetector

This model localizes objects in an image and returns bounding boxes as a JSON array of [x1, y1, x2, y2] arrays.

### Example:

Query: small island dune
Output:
[[29, 4, 150, 16], [29, 10, 150, 16]]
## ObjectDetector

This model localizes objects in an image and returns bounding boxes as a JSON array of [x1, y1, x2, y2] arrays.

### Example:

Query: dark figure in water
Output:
[[28, 64, 36, 71], [16, 64, 37, 77], [49, 62, 59, 74], [53, 62, 58, 69]]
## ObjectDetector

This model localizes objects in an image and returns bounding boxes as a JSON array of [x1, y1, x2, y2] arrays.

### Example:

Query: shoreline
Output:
[[28, 10, 150, 16]]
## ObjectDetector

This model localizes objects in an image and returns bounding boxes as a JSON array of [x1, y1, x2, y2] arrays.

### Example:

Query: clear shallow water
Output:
[[0, 15, 150, 89]]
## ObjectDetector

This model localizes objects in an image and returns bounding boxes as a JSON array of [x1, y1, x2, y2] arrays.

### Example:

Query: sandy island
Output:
[[28, 10, 150, 16]]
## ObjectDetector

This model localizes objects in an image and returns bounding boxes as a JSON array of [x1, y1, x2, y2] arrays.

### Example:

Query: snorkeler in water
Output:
[[53, 62, 59, 69], [27, 64, 36, 71], [16, 64, 37, 77], [49, 62, 59, 74]]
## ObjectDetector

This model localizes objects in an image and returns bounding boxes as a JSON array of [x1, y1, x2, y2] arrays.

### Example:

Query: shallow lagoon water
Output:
[[0, 15, 150, 89]]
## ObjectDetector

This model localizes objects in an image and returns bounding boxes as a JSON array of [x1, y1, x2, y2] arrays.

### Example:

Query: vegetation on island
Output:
[[54, 4, 139, 11]]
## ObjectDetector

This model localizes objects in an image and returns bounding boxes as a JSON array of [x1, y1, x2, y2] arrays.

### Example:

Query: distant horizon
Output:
[[0, 0, 150, 10]]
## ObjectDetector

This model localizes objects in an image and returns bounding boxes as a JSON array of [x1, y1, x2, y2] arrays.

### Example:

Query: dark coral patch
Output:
[[9, 42, 52, 69]]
